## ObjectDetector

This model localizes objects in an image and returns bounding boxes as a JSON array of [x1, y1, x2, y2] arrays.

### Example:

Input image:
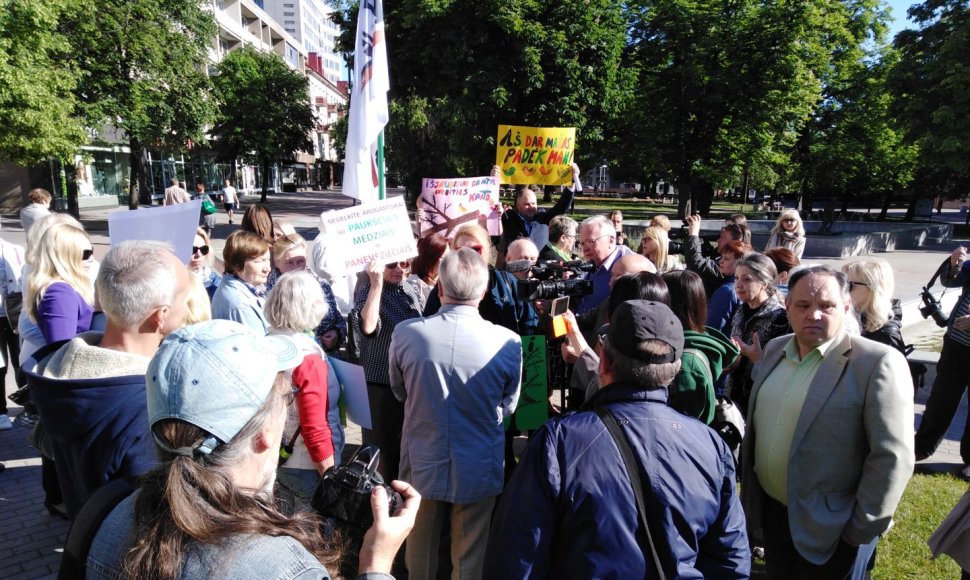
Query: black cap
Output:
[[600, 300, 684, 364]]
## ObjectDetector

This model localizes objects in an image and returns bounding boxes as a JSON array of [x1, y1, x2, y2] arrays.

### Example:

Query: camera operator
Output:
[[682, 214, 747, 297], [86, 321, 419, 580], [916, 246, 970, 479]]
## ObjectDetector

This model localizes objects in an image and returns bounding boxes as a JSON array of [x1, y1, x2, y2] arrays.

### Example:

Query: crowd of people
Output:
[[1, 182, 969, 580]]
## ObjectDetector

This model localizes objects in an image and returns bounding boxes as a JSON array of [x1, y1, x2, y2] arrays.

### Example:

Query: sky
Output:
[[886, 0, 918, 37]]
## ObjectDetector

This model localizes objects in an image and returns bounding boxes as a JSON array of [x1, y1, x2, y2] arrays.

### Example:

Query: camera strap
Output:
[[593, 405, 673, 580]]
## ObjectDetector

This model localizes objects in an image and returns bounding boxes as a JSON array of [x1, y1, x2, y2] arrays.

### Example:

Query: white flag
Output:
[[342, 0, 389, 202]]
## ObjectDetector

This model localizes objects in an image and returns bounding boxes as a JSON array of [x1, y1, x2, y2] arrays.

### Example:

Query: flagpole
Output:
[[377, 131, 386, 200]]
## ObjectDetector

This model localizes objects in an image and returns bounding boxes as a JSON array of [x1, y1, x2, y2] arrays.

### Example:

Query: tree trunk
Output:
[[878, 194, 892, 220], [65, 159, 80, 220], [903, 191, 918, 221], [261, 159, 271, 203], [127, 139, 148, 210], [675, 179, 692, 218]]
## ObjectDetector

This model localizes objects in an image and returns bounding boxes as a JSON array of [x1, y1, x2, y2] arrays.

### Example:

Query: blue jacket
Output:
[[211, 275, 268, 334], [706, 276, 740, 336], [25, 341, 156, 518], [424, 267, 540, 335], [486, 382, 750, 579]]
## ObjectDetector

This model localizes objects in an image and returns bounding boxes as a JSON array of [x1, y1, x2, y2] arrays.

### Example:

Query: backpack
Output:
[[58, 478, 136, 579]]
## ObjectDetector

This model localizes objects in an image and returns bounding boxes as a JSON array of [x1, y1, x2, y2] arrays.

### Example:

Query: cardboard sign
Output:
[[495, 125, 576, 186], [419, 176, 501, 237], [319, 197, 417, 276], [108, 201, 202, 264], [329, 358, 371, 429], [508, 335, 549, 430]]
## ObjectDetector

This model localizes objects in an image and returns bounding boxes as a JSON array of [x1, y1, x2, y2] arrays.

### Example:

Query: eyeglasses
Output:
[[385, 260, 412, 269], [580, 235, 609, 249], [192, 245, 210, 256], [782, 218, 797, 223], [82, 249, 94, 261], [849, 281, 869, 290]]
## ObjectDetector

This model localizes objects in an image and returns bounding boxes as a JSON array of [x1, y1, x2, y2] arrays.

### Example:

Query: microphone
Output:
[[505, 259, 535, 273]]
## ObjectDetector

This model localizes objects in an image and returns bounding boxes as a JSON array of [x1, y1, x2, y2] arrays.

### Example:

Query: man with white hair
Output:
[[506, 238, 540, 281], [575, 214, 632, 313], [25, 240, 192, 518], [389, 247, 522, 579]]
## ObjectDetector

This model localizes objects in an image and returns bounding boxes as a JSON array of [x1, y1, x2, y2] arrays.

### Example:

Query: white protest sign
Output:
[[319, 196, 417, 276], [329, 358, 371, 429], [108, 201, 202, 264], [419, 176, 501, 237]]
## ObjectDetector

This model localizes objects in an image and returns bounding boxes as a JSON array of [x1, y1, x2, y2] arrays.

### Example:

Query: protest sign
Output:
[[506, 335, 549, 431], [319, 196, 417, 276], [495, 125, 576, 186], [329, 358, 371, 429], [108, 201, 201, 263], [419, 176, 501, 237]]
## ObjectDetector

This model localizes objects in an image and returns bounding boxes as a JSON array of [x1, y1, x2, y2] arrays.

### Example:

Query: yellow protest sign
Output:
[[495, 125, 576, 185]]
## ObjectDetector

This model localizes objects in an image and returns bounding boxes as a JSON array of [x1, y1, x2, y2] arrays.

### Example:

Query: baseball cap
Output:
[[146, 320, 303, 456], [599, 300, 684, 364]]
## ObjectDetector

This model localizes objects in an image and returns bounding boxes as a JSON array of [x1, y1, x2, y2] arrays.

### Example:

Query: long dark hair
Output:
[[663, 270, 708, 332], [607, 272, 670, 319], [241, 204, 275, 243], [124, 374, 342, 579]]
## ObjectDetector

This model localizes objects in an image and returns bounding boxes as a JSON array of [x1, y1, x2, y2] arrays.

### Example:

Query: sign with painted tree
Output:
[[419, 176, 501, 237]]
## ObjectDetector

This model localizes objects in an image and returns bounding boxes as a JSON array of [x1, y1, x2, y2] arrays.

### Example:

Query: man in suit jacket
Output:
[[390, 247, 522, 579], [741, 264, 914, 579]]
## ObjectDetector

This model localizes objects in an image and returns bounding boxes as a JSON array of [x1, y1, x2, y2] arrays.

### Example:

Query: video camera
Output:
[[919, 287, 949, 328], [311, 444, 402, 535], [515, 259, 595, 301]]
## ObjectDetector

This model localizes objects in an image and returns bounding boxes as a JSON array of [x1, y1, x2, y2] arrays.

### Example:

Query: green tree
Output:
[[211, 46, 315, 203], [0, 0, 86, 165], [65, 0, 216, 208], [333, 0, 630, 197], [889, 0, 970, 216], [618, 0, 885, 216]]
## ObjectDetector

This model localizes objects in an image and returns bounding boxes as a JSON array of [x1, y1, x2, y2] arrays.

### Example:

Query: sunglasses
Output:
[[464, 244, 484, 255], [192, 245, 210, 256], [385, 260, 412, 269], [782, 218, 797, 223], [82, 249, 94, 261], [849, 281, 869, 290]]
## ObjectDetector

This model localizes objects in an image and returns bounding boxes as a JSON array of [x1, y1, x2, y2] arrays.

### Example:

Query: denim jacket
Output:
[[211, 275, 268, 334], [88, 493, 394, 580]]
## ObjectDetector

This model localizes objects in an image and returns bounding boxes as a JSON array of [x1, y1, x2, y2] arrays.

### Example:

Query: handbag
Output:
[[5, 291, 22, 331], [201, 197, 218, 215], [594, 405, 674, 580]]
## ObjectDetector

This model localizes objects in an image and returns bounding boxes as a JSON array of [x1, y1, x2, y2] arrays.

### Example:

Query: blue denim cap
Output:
[[146, 320, 303, 456]]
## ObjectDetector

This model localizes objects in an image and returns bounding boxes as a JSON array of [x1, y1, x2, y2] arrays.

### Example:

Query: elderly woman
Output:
[[539, 215, 579, 262], [188, 227, 221, 299], [727, 252, 790, 413], [211, 230, 272, 333], [265, 271, 343, 506], [765, 208, 806, 258], [267, 234, 346, 353], [843, 258, 905, 355]]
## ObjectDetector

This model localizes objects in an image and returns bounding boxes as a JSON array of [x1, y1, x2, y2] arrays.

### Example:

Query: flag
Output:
[[342, 0, 389, 202]]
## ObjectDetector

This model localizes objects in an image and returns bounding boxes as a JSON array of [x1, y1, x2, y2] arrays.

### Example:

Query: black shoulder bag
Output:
[[594, 405, 674, 580]]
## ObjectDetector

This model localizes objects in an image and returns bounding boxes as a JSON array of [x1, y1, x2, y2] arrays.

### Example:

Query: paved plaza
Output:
[[0, 190, 967, 578]]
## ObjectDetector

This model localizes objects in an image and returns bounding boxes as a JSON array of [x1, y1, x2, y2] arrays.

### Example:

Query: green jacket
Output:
[[669, 327, 739, 425]]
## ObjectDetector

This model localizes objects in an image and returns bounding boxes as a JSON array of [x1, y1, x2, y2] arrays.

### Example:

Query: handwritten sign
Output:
[[108, 201, 202, 264], [506, 335, 549, 431], [319, 197, 417, 276], [419, 176, 501, 237], [495, 125, 576, 186]]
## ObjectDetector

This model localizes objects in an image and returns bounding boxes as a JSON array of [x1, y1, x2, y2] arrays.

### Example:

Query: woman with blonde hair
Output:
[[265, 270, 343, 505], [188, 227, 221, 299], [25, 223, 96, 345], [424, 224, 536, 334], [639, 225, 671, 273], [843, 258, 905, 354], [765, 209, 806, 258]]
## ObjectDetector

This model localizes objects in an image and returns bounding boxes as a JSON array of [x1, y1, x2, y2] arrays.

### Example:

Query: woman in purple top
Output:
[[25, 223, 96, 344]]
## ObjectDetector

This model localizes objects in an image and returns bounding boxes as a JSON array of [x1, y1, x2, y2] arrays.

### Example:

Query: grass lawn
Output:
[[750, 472, 968, 578]]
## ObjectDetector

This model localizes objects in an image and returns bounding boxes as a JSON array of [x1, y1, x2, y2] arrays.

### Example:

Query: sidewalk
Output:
[[0, 189, 967, 577]]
